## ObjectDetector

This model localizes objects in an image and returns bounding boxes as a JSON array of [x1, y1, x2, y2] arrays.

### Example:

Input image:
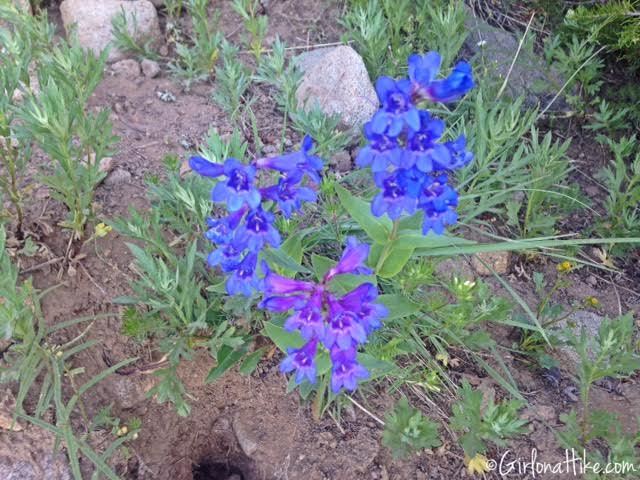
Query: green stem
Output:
[[375, 220, 400, 273]]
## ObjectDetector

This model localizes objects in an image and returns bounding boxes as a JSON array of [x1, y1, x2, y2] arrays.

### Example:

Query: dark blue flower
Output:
[[226, 252, 262, 296], [324, 236, 372, 282], [440, 135, 473, 171], [408, 52, 442, 87], [211, 158, 261, 212], [419, 175, 459, 235], [255, 135, 324, 184], [283, 293, 325, 341], [403, 111, 451, 173], [371, 171, 418, 220], [356, 122, 404, 172], [339, 283, 388, 335], [330, 346, 369, 393], [280, 337, 319, 385], [323, 300, 368, 349], [204, 207, 247, 245], [233, 207, 281, 252], [261, 171, 317, 219], [371, 77, 420, 136], [423, 61, 474, 103], [207, 242, 245, 272], [189, 156, 225, 178]]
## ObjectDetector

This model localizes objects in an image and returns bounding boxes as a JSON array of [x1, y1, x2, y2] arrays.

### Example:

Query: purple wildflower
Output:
[[324, 236, 372, 282], [280, 338, 319, 385], [255, 135, 324, 184], [261, 171, 317, 219], [422, 61, 474, 103], [404, 111, 451, 173], [370, 77, 420, 136], [330, 346, 369, 393], [419, 175, 459, 235], [211, 158, 261, 212], [226, 252, 262, 296], [371, 171, 418, 220], [233, 207, 281, 252], [356, 122, 405, 172], [189, 156, 225, 178]]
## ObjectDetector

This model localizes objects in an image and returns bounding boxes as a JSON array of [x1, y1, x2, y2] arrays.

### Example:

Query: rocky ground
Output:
[[1, 1, 639, 479]]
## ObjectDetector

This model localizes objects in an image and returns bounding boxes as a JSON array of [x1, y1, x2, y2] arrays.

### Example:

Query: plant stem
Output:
[[375, 220, 400, 273]]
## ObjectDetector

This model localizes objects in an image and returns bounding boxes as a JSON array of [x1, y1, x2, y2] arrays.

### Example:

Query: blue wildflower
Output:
[[211, 158, 261, 212], [280, 338, 319, 385], [261, 171, 317, 219], [403, 111, 451, 173], [204, 207, 247, 245], [323, 299, 368, 349], [356, 122, 404, 172], [423, 61, 474, 103], [283, 293, 326, 341], [226, 252, 262, 296], [371, 77, 420, 136], [324, 236, 372, 282], [255, 135, 324, 184], [371, 170, 418, 220], [233, 207, 281, 252], [408, 51, 442, 87], [330, 346, 369, 393], [207, 242, 244, 272], [419, 175, 459, 235], [440, 135, 473, 171], [339, 283, 388, 335], [188, 156, 225, 178], [262, 261, 316, 295]]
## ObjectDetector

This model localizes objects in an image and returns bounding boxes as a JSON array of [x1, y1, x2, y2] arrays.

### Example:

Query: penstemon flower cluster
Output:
[[358, 52, 474, 234], [189, 136, 323, 296], [191, 51, 474, 394], [260, 237, 388, 393]]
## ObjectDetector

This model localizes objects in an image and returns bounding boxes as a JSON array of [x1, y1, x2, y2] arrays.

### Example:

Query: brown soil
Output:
[[3, 1, 639, 480]]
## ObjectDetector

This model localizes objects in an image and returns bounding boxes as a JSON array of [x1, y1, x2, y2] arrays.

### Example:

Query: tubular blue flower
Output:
[[356, 122, 404, 172], [233, 208, 281, 252], [283, 293, 325, 340], [338, 283, 388, 335], [423, 61, 474, 103], [323, 301, 368, 349], [207, 242, 245, 272], [211, 158, 261, 212], [260, 294, 309, 312], [330, 347, 369, 393], [371, 171, 418, 220], [255, 135, 324, 184], [188, 156, 225, 178], [204, 207, 247, 245], [261, 171, 317, 219], [419, 175, 459, 235], [226, 252, 262, 296], [371, 77, 420, 136], [324, 236, 372, 282], [440, 135, 473, 171], [262, 262, 316, 295], [408, 52, 442, 87], [403, 111, 451, 173], [280, 337, 319, 385]]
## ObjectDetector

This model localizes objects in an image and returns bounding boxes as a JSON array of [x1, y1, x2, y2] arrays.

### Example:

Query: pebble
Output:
[[141, 58, 161, 78]]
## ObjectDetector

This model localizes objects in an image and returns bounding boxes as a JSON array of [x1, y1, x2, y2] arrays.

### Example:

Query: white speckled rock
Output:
[[295, 46, 377, 131], [60, 0, 160, 63]]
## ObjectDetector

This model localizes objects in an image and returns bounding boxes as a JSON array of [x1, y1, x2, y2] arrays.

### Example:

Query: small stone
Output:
[[332, 150, 352, 173], [60, 0, 160, 63], [0, 390, 24, 432], [436, 258, 475, 281], [104, 168, 132, 186], [522, 404, 556, 423], [99, 157, 114, 174], [586, 275, 597, 287], [141, 58, 161, 78], [471, 251, 510, 275], [111, 59, 141, 79], [295, 46, 377, 131]]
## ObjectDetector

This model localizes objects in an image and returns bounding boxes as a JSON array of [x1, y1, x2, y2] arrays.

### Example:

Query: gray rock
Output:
[[295, 46, 377, 131], [0, 426, 72, 479], [111, 59, 141, 79], [435, 258, 475, 281], [464, 9, 567, 111], [141, 58, 161, 78], [60, 0, 160, 63], [556, 310, 604, 370], [104, 168, 132, 186]]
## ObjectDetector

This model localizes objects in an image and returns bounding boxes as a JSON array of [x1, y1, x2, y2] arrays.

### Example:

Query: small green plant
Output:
[[212, 39, 253, 121], [451, 380, 528, 457], [111, 9, 161, 60], [163, 0, 185, 21], [290, 105, 351, 158], [168, 0, 223, 88], [0, 224, 139, 479], [594, 135, 640, 254], [13, 35, 118, 240], [254, 37, 303, 114], [584, 99, 631, 134], [232, 0, 268, 64], [382, 397, 441, 458], [556, 313, 640, 478]]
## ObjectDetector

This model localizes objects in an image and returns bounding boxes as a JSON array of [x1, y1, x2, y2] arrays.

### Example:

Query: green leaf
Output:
[[280, 233, 304, 265], [379, 294, 419, 320], [262, 247, 311, 274], [394, 230, 474, 250], [376, 244, 414, 278], [205, 345, 249, 383], [263, 321, 304, 352], [239, 346, 269, 375], [336, 184, 391, 244]]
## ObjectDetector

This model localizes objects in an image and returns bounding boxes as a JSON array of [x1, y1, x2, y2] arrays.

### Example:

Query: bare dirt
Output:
[[3, 1, 640, 480]]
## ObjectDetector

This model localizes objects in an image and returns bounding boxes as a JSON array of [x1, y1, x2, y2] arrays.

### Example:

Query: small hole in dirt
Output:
[[192, 460, 245, 480]]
